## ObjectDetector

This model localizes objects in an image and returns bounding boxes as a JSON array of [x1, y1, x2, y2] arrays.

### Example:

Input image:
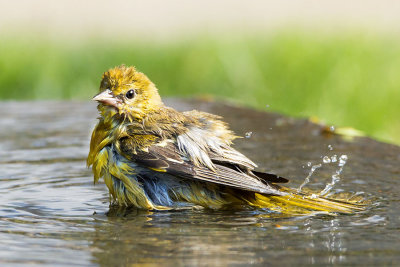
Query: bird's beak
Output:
[[92, 89, 120, 108]]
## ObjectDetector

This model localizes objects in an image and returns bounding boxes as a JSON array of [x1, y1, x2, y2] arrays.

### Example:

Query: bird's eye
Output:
[[125, 89, 135, 99]]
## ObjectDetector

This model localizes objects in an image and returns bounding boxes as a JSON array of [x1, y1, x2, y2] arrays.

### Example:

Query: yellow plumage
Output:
[[88, 65, 364, 215]]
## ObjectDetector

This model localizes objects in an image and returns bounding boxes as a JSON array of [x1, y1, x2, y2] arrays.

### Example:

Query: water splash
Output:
[[339, 155, 348, 166], [298, 154, 348, 194], [319, 155, 348, 196], [323, 156, 331, 164], [328, 145, 333, 151], [245, 132, 253, 138], [297, 163, 322, 192]]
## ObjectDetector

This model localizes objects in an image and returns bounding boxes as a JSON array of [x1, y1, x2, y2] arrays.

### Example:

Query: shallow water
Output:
[[1, 100, 399, 266]]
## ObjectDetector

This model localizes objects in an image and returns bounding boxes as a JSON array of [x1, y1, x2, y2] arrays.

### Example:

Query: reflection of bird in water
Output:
[[88, 65, 363, 214]]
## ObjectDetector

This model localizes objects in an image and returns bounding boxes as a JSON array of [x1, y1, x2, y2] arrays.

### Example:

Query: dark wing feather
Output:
[[118, 138, 285, 195], [252, 170, 289, 184], [208, 150, 289, 184]]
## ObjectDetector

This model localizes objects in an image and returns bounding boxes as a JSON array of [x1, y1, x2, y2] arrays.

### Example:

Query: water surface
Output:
[[0, 100, 399, 266]]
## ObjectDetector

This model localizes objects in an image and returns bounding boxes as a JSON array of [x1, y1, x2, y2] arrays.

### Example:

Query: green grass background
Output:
[[1, 31, 399, 144]]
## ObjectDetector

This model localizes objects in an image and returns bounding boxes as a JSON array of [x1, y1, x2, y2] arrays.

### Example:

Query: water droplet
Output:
[[323, 156, 331, 164], [245, 132, 253, 138], [311, 164, 322, 172], [339, 155, 348, 167], [330, 126, 335, 132], [328, 145, 333, 150], [307, 162, 312, 167], [265, 104, 270, 108], [331, 155, 337, 162], [298, 163, 322, 192]]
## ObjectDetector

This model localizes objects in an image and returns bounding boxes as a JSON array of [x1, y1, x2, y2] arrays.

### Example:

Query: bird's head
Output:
[[93, 65, 163, 121]]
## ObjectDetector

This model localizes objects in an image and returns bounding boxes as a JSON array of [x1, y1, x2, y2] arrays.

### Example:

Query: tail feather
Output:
[[249, 188, 366, 214]]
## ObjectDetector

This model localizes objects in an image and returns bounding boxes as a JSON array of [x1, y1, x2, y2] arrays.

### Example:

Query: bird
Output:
[[87, 65, 362, 214]]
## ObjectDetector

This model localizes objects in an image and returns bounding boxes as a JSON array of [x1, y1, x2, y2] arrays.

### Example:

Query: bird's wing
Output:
[[117, 138, 285, 195], [207, 149, 288, 184]]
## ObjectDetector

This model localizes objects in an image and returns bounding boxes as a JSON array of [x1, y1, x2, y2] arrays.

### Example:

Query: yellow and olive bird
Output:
[[88, 65, 362, 214]]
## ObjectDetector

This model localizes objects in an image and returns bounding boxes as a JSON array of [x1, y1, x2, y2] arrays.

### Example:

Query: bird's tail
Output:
[[248, 187, 366, 215]]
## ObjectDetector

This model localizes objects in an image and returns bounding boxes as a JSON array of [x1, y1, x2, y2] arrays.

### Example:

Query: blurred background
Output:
[[1, 0, 399, 144]]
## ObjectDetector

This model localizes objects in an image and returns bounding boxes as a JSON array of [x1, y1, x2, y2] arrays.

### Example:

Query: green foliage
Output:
[[1, 32, 399, 144]]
